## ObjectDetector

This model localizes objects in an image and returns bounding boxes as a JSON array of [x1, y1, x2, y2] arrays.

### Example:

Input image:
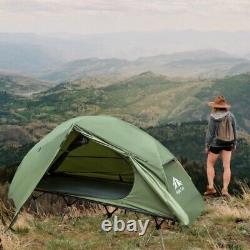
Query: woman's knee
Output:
[[207, 153, 218, 165]]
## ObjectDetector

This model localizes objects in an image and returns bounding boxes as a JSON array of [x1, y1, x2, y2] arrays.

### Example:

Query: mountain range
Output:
[[40, 49, 250, 82], [1, 71, 250, 132], [1, 35, 250, 179], [1, 31, 250, 78]]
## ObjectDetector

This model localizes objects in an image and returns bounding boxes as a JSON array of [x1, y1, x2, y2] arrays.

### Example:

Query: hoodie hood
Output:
[[210, 111, 230, 121]]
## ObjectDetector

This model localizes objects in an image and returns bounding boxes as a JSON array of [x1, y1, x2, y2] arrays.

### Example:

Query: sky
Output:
[[0, 0, 250, 34]]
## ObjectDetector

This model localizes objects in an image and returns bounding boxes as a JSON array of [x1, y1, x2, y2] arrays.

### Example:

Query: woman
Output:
[[204, 96, 237, 197]]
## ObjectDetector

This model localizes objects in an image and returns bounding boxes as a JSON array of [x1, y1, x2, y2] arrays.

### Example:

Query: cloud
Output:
[[0, 0, 250, 34], [0, 0, 131, 13], [0, 0, 250, 15]]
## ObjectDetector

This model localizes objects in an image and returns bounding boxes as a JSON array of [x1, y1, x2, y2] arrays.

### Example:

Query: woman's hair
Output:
[[212, 107, 228, 112]]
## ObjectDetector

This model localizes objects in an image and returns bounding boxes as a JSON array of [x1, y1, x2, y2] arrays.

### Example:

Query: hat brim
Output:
[[208, 102, 231, 109]]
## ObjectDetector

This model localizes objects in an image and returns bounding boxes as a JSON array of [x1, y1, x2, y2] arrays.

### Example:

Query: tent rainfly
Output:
[[8, 116, 205, 226]]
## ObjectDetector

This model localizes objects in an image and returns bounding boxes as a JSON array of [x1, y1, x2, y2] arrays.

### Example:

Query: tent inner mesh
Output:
[[38, 131, 134, 200]]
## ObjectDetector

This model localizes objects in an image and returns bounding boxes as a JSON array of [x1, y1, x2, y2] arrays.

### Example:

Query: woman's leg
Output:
[[206, 152, 219, 189], [220, 150, 232, 191]]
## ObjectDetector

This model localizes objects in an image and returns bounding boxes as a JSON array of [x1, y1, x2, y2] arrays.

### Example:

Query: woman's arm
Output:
[[205, 116, 216, 149], [231, 113, 237, 149]]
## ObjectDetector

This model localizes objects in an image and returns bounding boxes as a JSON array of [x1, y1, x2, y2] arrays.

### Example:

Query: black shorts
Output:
[[209, 146, 233, 154]]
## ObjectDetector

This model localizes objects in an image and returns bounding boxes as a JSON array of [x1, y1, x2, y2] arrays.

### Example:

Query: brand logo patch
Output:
[[173, 177, 184, 194]]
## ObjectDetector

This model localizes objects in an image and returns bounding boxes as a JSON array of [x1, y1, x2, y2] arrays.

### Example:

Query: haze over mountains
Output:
[[1, 71, 250, 184], [1, 31, 250, 130], [1, 31, 250, 78], [1, 31, 250, 189], [41, 49, 250, 82]]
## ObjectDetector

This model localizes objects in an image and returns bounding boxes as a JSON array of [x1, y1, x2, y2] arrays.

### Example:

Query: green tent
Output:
[[8, 116, 204, 226]]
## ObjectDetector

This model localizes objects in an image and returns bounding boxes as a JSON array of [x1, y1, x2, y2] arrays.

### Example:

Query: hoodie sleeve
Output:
[[205, 116, 216, 148], [230, 113, 237, 146]]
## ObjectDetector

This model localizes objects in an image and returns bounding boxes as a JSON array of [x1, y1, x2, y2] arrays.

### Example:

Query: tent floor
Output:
[[36, 174, 133, 200]]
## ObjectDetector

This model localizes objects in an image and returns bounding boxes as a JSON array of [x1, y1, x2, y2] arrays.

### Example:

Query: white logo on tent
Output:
[[173, 177, 184, 194]]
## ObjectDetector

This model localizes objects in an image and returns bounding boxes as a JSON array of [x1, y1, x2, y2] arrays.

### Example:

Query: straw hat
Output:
[[208, 95, 231, 109]]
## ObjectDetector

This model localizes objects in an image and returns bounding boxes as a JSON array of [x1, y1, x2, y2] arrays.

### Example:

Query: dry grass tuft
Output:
[[0, 182, 250, 249]]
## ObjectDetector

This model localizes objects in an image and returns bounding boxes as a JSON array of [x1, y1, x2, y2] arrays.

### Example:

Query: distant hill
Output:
[[134, 49, 248, 78], [1, 73, 250, 189], [15, 72, 197, 127], [40, 58, 129, 82], [227, 61, 250, 75], [0, 73, 52, 96], [0, 42, 61, 74], [2, 30, 250, 65], [2, 31, 250, 79], [1, 72, 250, 132], [40, 49, 250, 82], [193, 73, 250, 132]]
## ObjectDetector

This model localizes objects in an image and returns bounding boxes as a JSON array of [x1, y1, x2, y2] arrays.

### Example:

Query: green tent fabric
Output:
[[8, 115, 205, 225]]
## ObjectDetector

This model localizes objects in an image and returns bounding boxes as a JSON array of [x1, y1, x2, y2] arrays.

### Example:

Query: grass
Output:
[[1, 189, 250, 250]]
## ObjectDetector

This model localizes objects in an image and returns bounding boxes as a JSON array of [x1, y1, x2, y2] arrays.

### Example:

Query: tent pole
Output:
[[5, 212, 19, 233], [103, 205, 118, 218], [60, 196, 80, 221], [154, 217, 165, 229], [31, 192, 46, 215], [32, 192, 45, 200], [61, 195, 80, 207]]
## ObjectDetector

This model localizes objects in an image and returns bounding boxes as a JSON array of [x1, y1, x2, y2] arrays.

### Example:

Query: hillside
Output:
[[1, 186, 250, 250], [195, 74, 250, 132], [2, 72, 250, 131], [1, 73, 250, 189], [1, 72, 186, 127], [1, 72, 215, 130], [40, 58, 129, 82], [228, 61, 250, 75], [0, 73, 52, 96], [1, 70, 250, 249]]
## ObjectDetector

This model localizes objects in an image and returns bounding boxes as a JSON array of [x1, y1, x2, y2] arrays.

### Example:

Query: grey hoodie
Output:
[[205, 111, 237, 148]]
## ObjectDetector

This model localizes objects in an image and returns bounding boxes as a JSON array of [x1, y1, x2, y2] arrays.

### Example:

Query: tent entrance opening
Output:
[[37, 131, 134, 200]]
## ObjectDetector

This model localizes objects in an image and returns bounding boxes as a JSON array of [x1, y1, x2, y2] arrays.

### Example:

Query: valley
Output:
[[1, 69, 250, 192]]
